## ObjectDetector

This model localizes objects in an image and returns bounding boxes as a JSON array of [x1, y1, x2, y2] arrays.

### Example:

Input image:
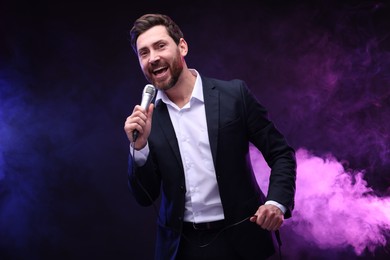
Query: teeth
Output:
[[154, 67, 164, 72]]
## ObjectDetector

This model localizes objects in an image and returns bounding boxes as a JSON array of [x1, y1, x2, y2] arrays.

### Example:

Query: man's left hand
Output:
[[249, 204, 284, 231]]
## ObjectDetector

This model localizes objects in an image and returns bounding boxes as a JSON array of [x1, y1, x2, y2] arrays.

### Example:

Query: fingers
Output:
[[251, 205, 284, 231], [146, 103, 154, 120], [124, 105, 149, 142]]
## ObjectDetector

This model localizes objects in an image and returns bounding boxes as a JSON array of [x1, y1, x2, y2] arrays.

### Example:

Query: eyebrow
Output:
[[138, 40, 167, 54]]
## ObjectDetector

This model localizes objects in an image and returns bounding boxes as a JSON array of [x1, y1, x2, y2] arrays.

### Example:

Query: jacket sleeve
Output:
[[128, 152, 161, 206], [241, 80, 297, 218]]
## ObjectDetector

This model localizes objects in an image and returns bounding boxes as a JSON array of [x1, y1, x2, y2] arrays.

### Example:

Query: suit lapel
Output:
[[202, 77, 219, 167], [154, 100, 183, 169]]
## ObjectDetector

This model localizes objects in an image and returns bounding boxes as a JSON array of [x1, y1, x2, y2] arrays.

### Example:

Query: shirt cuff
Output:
[[265, 200, 286, 215], [129, 142, 149, 166]]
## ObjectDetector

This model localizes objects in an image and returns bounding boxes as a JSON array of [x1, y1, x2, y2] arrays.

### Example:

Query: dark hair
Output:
[[130, 13, 184, 53]]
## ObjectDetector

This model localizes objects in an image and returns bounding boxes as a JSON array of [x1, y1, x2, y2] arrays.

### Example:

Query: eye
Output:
[[158, 43, 165, 49], [138, 50, 148, 58]]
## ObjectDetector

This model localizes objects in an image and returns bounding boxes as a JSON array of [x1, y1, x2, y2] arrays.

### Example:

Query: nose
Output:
[[149, 51, 160, 64]]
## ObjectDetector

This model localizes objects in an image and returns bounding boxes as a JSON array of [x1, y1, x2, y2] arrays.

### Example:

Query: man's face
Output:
[[136, 25, 186, 91]]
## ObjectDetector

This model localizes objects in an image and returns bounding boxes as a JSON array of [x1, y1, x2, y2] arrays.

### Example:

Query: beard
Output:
[[146, 49, 184, 91]]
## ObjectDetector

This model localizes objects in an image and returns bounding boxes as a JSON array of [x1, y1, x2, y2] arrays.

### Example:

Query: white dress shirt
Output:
[[161, 70, 224, 222]]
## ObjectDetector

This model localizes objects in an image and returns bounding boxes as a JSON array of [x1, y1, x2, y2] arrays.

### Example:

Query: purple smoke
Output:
[[293, 149, 389, 254], [252, 146, 390, 257], [244, 3, 390, 257]]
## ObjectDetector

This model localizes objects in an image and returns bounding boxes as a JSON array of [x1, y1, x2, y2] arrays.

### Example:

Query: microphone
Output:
[[133, 84, 156, 142]]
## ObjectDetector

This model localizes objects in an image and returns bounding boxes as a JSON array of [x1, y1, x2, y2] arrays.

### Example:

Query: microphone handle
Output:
[[133, 98, 149, 142], [133, 130, 139, 142], [133, 88, 155, 143]]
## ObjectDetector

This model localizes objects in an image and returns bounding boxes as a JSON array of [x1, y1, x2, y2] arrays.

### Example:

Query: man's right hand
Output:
[[124, 103, 154, 150]]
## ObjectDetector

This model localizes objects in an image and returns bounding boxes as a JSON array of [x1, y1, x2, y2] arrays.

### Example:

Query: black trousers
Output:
[[176, 220, 274, 260]]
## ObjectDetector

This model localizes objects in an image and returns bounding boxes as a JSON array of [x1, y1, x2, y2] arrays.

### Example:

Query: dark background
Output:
[[1, 1, 389, 259]]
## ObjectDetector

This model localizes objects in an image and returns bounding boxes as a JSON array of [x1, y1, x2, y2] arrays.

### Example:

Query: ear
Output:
[[178, 38, 188, 56]]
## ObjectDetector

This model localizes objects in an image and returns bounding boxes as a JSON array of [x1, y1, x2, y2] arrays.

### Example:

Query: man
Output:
[[124, 13, 296, 260]]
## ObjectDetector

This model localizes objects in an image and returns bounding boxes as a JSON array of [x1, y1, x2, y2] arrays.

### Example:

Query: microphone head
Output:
[[144, 84, 156, 98]]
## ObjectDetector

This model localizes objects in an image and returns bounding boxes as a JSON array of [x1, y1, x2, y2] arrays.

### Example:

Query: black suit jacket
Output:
[[128, 76, 296, 259]]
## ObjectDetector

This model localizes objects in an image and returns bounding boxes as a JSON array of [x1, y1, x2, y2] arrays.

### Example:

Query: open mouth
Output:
[[153, 67, 168, 76]]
